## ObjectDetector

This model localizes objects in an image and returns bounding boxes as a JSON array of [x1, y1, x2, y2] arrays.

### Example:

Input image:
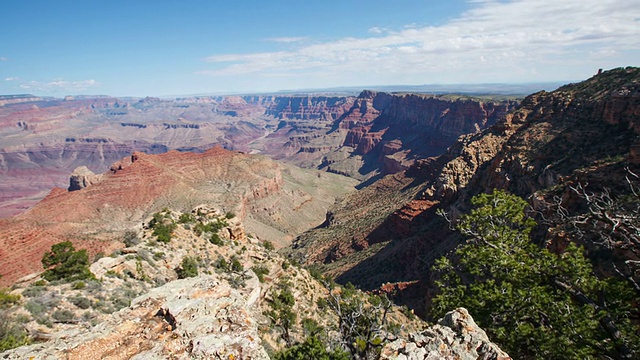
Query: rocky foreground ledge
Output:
[[381, 308, 510, 360], [2, 275, 508, 360]]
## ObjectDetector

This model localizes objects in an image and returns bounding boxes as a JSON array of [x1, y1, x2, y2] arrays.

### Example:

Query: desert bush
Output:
[[178, 212, 196, 224], [0, 311, 30, 352], [252, 265, 270, 283], [22, 285, 46, 298], [263, 240, 275, 251], [122, 230, 140, 247], [24, 299, 45, 317], [0, 289, 20, 309], [209, 232, 224, 246], [111, 296, 131, 310], [69, 296, 91, 309], [230, 257, 244, 273], [176, 256, 199, 279], [225, 211, 235, 219], [273, 335, 349, 360], [52, 309, 74, 323]]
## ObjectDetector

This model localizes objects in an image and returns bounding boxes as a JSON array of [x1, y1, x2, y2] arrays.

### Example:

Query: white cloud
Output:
[[266, 37, 308, 43], [201, 0, 640, 87], [4, 77, 18, 81], [19, 78, 100, 93], [368, 27, 388, 34], [0, 57, 7, 61]]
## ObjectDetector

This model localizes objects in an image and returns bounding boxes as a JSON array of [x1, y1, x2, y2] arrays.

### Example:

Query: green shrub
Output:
[[215, 257, 229, 271], [0, 289, 20, 309], [41, 241, 94, 282], [0, 311, 30, 352], [153, 222, 176, 243], [273, 336, 349, 360], [225, 212, 235, 219], [178, 212, 196, 224], [252, 265, 270, 283], [176, 256, 199, 279], [230, 257, 244, 273], [307, 266, 324, 282], [209, 233, 224, 246], [21, 286, 46, 298], [152, 252, 165, 261], [72, 281, 86, 290], [70, 296, 91, 309], [122, 230, 139, 247], [52, 309, 74, 323], [263, 240, 275, 251], [266, 288, 297, 346]]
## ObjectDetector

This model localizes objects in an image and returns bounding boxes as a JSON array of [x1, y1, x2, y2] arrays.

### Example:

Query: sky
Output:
[[0, 0, 639, 97]]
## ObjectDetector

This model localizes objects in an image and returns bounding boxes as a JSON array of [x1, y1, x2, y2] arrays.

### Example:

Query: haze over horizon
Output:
[[1, 0, 639, 98]]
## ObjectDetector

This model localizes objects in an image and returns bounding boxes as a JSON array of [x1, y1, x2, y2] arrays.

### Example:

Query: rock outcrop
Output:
[[2, 276, 270, 360], [68, 165, 103, 191], [381, 308, 510, 360]]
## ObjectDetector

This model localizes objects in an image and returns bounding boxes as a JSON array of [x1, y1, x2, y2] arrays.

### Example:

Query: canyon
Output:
[[0, 91, 516, 218], [287, 67, 640, 318], [1, 68, 638, 359]]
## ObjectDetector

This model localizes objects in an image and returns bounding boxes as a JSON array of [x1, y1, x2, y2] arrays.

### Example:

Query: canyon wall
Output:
[[0, 91, 516, 217], [288, 67, 640, 316]]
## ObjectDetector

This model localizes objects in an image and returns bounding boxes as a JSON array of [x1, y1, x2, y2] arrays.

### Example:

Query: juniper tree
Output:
[[432, 189, 639, 359]]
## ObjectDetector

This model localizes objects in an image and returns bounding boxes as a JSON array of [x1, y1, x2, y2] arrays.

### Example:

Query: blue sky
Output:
[[1, 0, 638, 97]]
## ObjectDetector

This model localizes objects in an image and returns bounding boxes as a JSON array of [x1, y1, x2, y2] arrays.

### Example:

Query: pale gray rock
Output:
[[1, 275, 269, 360], [381, 308, 510, 360]]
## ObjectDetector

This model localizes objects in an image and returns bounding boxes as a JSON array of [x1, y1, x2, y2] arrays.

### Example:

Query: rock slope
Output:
[[1, 206, 507, 359], [0, 146, 357, 286], [289, 67, 640, 316]]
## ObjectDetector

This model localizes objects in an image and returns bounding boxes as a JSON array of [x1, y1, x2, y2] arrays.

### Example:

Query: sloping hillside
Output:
[[288, 67, 640, 316]]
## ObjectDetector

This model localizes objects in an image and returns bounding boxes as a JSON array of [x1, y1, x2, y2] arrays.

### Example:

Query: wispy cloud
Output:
[[201, 0, 640, 85], [4, 77, 18, 81], [368, 27, 388, 35], [266, 37, 308, 43], [19, 78, 100, 93], [0, 57, 8, 61]]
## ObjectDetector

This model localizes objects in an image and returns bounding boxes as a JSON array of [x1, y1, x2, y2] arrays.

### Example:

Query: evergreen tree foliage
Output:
[[273, 335, 350, 360], [41, 241, 94, 282], [432, 190, 639, 359], [266, 288, 297, 346]]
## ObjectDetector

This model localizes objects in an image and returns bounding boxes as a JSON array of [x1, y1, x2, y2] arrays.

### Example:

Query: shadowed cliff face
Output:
[[0, 92, 515, 218], [287, 67, 640, 316], [0, 146, 357, 286]]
